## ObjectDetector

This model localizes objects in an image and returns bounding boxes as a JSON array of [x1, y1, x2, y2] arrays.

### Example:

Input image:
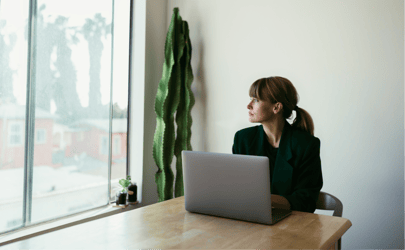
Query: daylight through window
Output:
[[0, 0, 131, 233]]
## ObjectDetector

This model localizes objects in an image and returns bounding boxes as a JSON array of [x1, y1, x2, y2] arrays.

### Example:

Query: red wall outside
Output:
[[112, 133, 127, 160], [0, 119, 26, 169], [0, 120, 128, 168], [69, 127, 108, 162], [0, 119, 54, 169], [33, 119, 54, 167], [69, 127, 127, 162]]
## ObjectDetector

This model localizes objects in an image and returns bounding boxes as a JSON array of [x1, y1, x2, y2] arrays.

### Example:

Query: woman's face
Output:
[[247, 97, 278, 123]]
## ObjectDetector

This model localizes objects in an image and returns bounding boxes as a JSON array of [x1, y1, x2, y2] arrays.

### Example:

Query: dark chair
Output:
[[316, 191, 343, 249]]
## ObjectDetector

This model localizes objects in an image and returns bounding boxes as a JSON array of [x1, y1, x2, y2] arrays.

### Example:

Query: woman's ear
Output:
[[274, 102, 283, 114]]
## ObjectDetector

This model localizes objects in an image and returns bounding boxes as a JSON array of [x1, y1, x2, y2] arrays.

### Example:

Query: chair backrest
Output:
[[316, 191, 343, 217]]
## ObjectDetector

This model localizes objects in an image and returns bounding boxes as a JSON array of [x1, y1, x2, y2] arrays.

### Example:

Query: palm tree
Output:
[[81, 13, 111, 118], [35, 4, 57, 112], [0, 20, 17, 104], [52, 15, 82, 123]]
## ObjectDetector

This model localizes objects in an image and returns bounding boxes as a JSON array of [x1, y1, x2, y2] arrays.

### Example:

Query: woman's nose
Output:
[[247, 101, 252, 109]]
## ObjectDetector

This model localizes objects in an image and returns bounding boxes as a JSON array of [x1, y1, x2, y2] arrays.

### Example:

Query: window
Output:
[[113, 135, 121, 155], [100, 135, 109, 155], [8, 122, 24, 146], [65, 132, 71, 145], [77, 131, 84, 142], [35, 129, 46, 144], [0, 0, 133, 234]]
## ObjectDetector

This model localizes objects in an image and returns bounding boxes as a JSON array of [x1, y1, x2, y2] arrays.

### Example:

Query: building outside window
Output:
[[100, 135, 109, 156], [0, 0, 132, 234], [8, 122, 24, 146], [113, 135, 121, 156], [77, 131, 84, 142], [35, 129, 46, 144]]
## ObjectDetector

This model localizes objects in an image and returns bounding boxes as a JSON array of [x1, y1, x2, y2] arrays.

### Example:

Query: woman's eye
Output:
[[250, 97, 259, 103]]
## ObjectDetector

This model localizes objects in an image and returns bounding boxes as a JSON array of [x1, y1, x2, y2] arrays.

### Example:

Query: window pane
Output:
[[31, 0, 113, 224], [0, 0, 29, 233], [110, 0, 130, 201], [35, 129, 46, 144]]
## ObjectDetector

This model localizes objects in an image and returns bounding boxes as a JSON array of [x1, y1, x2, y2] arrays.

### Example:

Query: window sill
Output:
[[0, 201, 141, 246]]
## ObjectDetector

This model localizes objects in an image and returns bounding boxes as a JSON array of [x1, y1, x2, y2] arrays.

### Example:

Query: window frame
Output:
[[0, 0, 144, 236]]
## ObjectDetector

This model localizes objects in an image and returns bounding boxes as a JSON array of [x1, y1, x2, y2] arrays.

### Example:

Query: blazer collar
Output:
[[259, 122, 293, 161]]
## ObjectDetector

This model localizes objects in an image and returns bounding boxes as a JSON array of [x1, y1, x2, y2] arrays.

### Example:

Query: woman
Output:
[[232, 76, 323, 213]]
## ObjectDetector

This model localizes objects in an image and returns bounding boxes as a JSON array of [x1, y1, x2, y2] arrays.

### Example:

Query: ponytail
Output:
[[292, 106, 314, 136]]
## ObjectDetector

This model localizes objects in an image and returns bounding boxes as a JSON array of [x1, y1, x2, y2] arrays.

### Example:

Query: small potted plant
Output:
[[116, 175, 131, 205], [127, 180, 138, 204]]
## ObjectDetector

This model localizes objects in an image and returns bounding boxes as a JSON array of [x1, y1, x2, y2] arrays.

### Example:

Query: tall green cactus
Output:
[[153, 8, 195, 202]]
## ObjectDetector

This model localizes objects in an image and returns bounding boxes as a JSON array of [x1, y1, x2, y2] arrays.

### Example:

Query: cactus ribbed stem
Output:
[[153, 8, 194, 202]]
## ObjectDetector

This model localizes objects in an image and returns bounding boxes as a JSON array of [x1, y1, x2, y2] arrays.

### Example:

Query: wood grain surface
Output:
[[3, 196, 352, 249]]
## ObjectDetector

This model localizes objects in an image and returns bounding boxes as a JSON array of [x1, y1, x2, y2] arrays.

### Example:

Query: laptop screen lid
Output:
[[182, 150, 274, 224]]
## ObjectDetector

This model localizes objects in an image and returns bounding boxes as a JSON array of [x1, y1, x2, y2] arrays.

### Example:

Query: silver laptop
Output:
[[182, 150, 291, 225]]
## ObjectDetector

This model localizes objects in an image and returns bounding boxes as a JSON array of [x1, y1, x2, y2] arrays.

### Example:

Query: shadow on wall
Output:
[[192, 22, 207, 152], [197, 41, 207, 152]]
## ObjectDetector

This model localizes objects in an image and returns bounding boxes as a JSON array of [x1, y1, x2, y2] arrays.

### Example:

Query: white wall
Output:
[[140, 0, 168, 206], [141, 0, 404, 248], [128, 0, 146, 205]]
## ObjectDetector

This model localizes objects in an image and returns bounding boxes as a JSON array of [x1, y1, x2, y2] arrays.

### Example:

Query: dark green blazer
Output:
[[232, 122, 323, 213]]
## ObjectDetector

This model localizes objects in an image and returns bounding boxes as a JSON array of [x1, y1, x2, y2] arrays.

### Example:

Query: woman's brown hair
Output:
[[249, 76, 315, 136]]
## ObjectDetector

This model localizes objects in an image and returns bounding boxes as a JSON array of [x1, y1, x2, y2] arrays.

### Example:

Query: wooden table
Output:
[[4, 196, 352, 249]]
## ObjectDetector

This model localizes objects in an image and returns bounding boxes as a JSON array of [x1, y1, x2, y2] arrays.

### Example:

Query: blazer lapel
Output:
[[271, 122, 294, 195], [257, 125, 267, 157]]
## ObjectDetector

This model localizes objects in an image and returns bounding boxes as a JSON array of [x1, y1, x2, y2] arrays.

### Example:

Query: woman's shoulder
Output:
[[290, 125, 318, 140], [233, 125, 263, 154], [289, 125, 321, 151], [234, 125, 261, 138]]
